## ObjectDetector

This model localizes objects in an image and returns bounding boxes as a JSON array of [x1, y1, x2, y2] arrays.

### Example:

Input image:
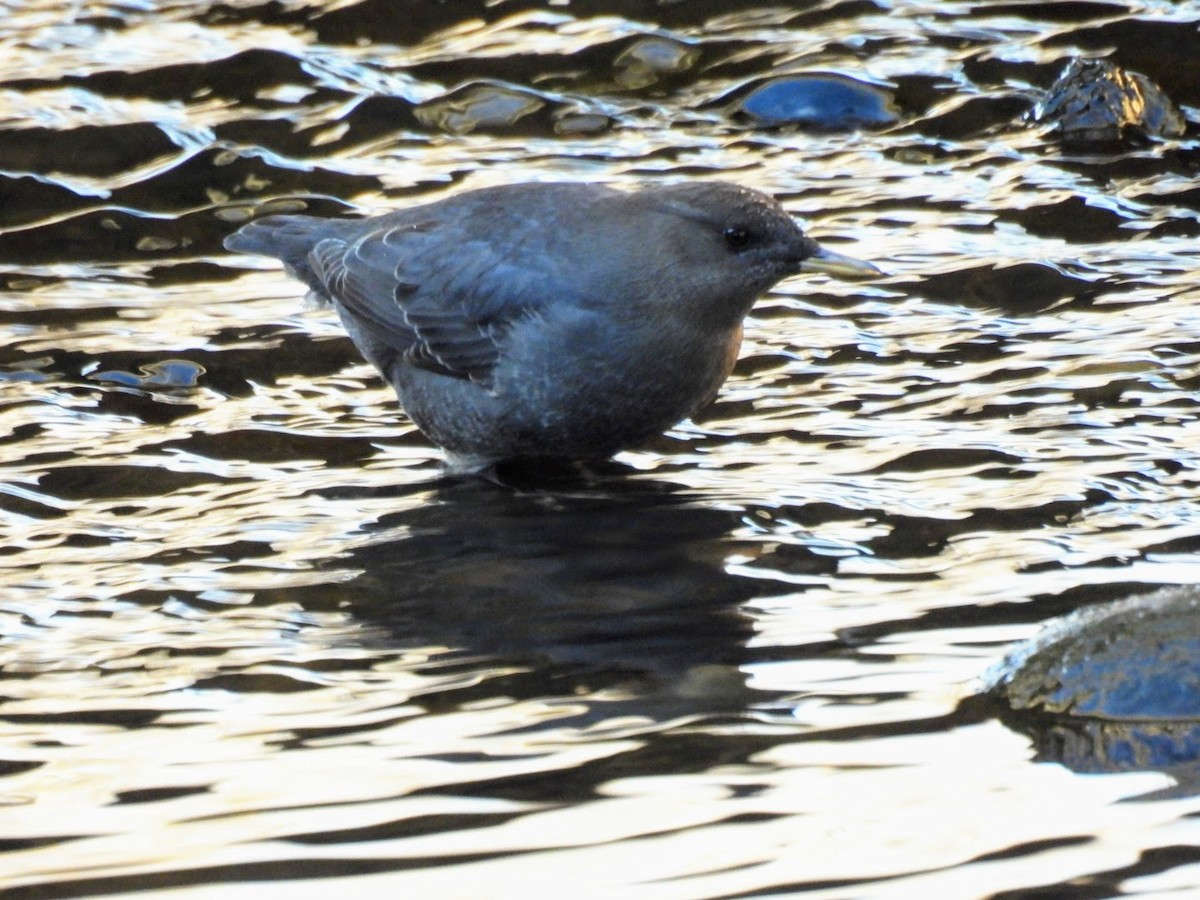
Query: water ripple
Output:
[[3, 0, 1200, 896]]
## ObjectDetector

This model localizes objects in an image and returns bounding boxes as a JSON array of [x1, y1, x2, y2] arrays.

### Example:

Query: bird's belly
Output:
[[396, 319, 740, 462]]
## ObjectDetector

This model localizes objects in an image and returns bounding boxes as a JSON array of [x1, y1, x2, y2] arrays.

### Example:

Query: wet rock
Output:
[[551, 106, 613, 135], [415, 82, 546, 134], [732, 73, 899, 130], [1040, 18, 1200, 107], [1035, 57, 1186, 144], [613, 36, 699, 89], [412, 81, 605, 136], [986, 585, 1200, 776]]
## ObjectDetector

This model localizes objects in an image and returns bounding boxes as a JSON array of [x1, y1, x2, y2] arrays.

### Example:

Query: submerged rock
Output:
[[613, 36, 699, 89], [986, 585, 1200, 778], [412, 82, 611, 137], [415, 82, 547, 134], [732, 73, 899, 130], [1035, 58, 1186, 144]]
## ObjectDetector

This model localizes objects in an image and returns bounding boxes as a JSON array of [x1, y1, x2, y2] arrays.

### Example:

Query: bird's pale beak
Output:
[[800, 244, 883, 279]]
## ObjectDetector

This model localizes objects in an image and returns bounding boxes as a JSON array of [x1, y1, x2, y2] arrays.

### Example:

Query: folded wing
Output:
[[309, 221, 557, 388]]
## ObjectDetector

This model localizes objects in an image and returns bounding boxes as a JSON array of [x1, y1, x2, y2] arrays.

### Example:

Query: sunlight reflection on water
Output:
[[2, 0, 1200, 896]]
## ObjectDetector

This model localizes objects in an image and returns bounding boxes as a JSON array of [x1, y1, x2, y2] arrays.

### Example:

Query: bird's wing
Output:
[[309, 221, 559, 387]]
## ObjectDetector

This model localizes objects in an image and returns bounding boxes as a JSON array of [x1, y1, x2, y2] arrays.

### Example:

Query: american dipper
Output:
[[224, 181, 879, 473]]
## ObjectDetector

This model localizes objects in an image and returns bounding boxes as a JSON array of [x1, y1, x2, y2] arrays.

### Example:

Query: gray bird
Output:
[[224, 181, 880, 473]]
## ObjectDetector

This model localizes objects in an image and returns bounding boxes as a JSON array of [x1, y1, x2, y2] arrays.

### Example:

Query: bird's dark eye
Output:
[[724, 226, 754, 251]]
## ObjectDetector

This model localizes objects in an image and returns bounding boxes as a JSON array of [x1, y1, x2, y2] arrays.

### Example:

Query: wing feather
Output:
[[307, 223, 554, 387]]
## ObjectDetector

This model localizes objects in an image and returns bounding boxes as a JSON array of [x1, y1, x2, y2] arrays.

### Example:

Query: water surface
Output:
[[3, 1, 1200, 896]]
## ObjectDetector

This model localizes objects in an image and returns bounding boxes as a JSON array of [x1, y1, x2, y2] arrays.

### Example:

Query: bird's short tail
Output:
[[224, 214, 345, 290], [223, 214, 329, 264]]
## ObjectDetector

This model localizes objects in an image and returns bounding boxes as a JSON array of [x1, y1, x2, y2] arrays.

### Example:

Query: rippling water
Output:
[[3, 1, 1200, 896]]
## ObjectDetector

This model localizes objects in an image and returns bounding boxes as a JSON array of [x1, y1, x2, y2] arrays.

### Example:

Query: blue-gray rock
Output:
[[986, 585, 1200, 778], [735, 74, 898, 130], [1035, 58, 1186, 143]]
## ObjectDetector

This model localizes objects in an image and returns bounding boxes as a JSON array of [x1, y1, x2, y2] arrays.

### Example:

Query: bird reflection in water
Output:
[[271, 466, 837, 724]]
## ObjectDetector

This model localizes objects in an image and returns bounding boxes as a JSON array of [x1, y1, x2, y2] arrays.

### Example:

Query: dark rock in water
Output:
[[613, 36, 700, 90], [1035, 58, 1186, 144], [733, 74, 899, 130], [413, 81, 608, 136], [986, 585, 1200, 780], [991, 585, 1200, 719]]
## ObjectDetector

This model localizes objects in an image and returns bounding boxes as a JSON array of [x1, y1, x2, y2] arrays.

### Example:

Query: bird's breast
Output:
[[496, 310, 742, 420]]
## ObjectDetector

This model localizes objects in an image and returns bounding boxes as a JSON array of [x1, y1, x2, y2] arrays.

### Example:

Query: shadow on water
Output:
[[272, 466, 789, 722]]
